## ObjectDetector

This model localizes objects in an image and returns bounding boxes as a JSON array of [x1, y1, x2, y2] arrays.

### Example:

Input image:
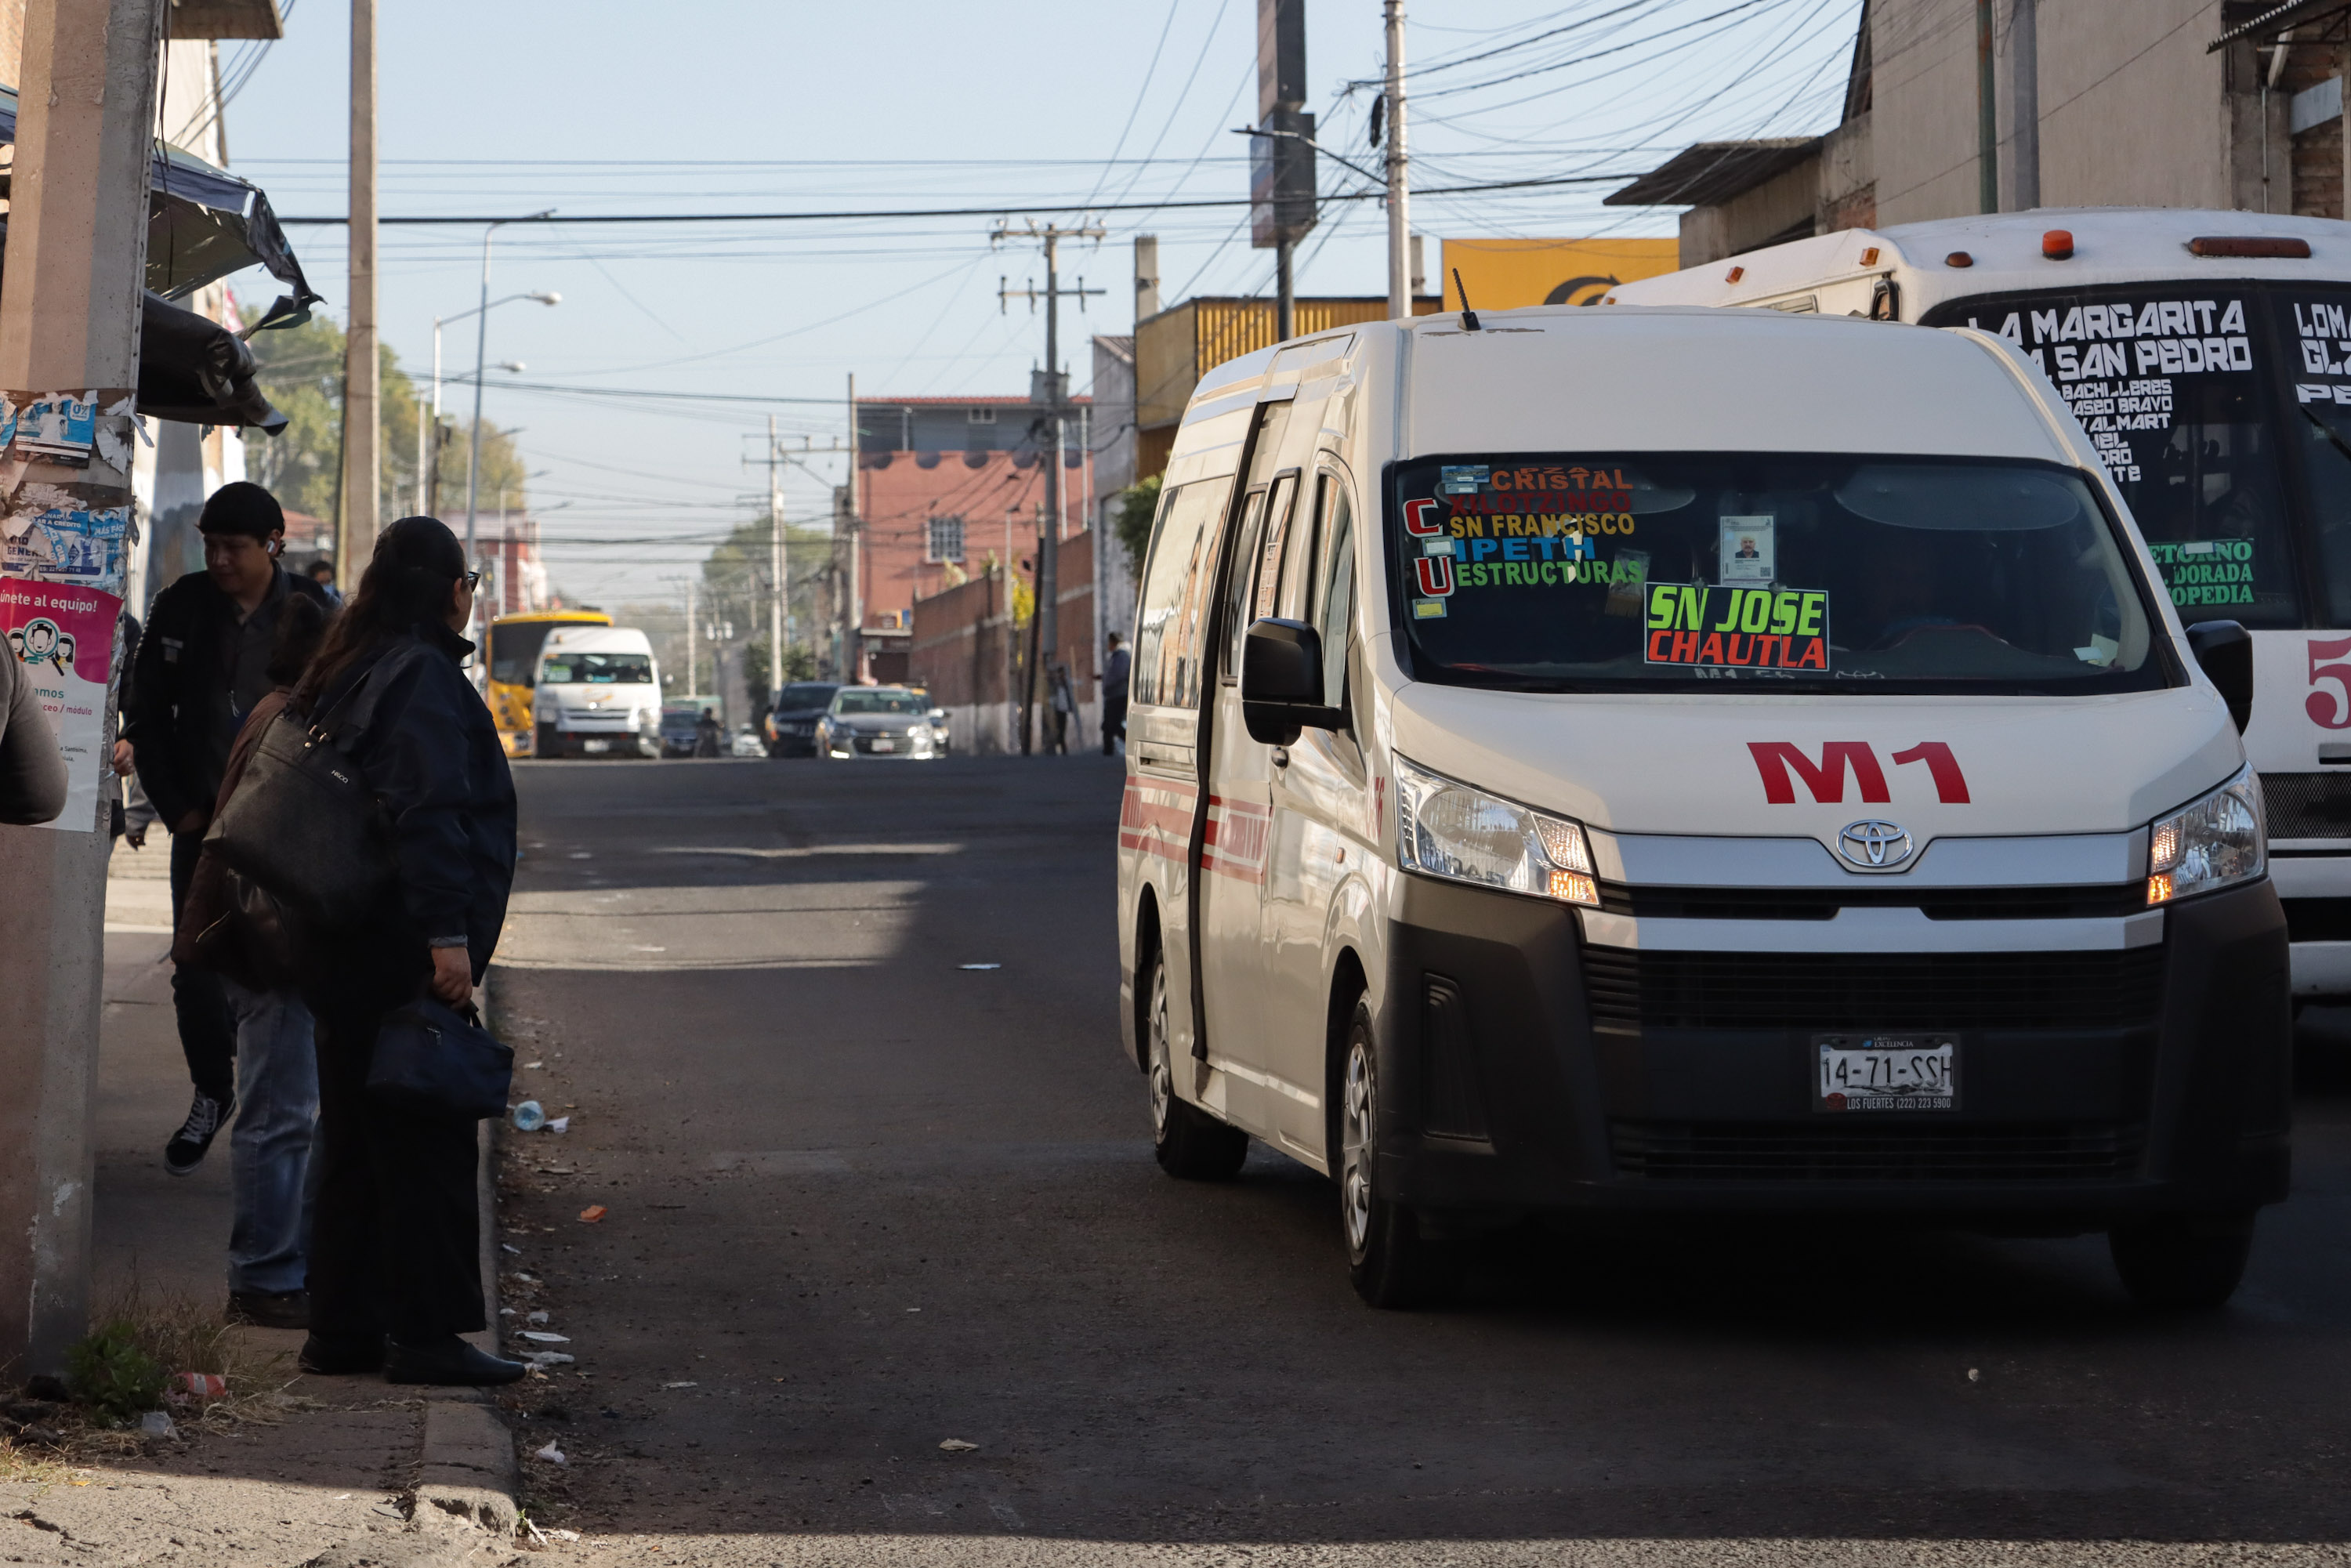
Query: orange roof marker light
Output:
[[1944, 252, 1974, 269], [2043, 229, 2075, 260], [1859, 246, 1880, 266], [2188, 236, 2312, 259], [1725, 266, 1744, 284]]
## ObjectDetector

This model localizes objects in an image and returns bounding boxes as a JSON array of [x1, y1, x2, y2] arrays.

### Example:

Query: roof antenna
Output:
[[1452, 267, 1480, 331]]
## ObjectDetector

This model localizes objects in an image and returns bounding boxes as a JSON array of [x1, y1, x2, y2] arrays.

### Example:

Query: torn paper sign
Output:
[[1, 393, 100, 465], [2, 577, 121, 834], [0, 500, 131, 591]]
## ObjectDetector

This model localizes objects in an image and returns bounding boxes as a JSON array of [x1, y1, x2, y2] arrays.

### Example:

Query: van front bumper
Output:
[[1375, 875, 2291, 1222]]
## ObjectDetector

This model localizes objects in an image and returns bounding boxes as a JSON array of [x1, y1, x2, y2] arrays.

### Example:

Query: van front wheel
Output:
[[1339, 1001, 1454, 1309], [2110, 1211, 2255, 1310], [1146, 951, 1247, 1181]]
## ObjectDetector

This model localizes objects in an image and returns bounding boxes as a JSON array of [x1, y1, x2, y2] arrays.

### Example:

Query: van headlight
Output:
[[2147, 766, 2265, 906], [1393, 756, 1599, 906]]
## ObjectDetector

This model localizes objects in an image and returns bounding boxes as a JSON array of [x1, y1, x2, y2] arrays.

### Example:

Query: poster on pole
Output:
[[2, 476, 132, 833]]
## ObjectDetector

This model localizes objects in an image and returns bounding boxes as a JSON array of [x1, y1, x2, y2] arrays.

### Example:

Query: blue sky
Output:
[[220, 0, 1863, 605]]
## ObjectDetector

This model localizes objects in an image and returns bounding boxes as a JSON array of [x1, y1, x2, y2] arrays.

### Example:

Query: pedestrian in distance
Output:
[[0, 614, 67, 825], [694, 705, 721, 758], [172, 594, 333, 1331], [123, 481, 334, 1176], [281, 516, 523, 1386], [306, 557, 343, 606], [1101, 631, 1129, 756]]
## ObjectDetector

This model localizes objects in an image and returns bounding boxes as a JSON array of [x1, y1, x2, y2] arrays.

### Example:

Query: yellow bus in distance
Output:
[[488, 609, 612, 757]]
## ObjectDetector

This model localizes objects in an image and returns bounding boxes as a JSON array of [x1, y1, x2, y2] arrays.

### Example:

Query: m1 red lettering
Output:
[[1890, 741, 1970, 803], [1747, 742, 1891, 805]]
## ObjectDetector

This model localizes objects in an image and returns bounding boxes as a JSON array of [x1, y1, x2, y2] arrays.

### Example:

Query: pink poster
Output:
[[2, 577, 120, 832]]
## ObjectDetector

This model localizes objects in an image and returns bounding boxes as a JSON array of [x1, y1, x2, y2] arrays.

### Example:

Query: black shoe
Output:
[[297, 1333, 386, 1376], [226, 1290, 310, 1331], [385, 1337, 527, 1387], [164, 1089, 235, 1175]]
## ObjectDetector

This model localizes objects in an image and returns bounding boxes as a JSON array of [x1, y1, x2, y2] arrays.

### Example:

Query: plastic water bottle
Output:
[[512, 1100, 546, 1133]]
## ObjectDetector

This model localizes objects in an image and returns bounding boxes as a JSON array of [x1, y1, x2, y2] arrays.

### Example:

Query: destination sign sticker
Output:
[[1644, 582, 1829, 670]]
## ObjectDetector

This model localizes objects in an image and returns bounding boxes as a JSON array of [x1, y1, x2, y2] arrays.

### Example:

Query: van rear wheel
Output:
[[1339, 1000, 1454, 1309], [1145, 951, 1247, 1181], [2109, 1211, 2255, 1310]]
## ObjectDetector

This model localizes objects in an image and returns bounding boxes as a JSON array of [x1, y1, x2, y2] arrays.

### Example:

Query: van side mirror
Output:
[[1241, 617, 1347, 745], [2185, 618, 2253, 733]]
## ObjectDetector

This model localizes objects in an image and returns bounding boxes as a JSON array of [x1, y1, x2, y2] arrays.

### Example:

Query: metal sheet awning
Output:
[[2210, 0, 2351, 50], [1603, 139, 1823, 208], [0, 84, 318, 309]]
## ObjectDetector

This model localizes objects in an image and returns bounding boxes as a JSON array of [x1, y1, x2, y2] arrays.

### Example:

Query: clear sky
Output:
[[218, 0, 1863, 607]]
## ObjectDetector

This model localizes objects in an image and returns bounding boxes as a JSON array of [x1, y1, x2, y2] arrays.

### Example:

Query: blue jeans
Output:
[[221, 978, 320, 1295]]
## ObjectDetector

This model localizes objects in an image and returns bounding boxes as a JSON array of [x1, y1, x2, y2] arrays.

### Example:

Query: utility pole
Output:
[[1254, 0, 1314, 342], [0, 0, 167, 1379], [342, 0, 378, 589], [765, 415, 783, 704], [2009, 0, 2040, 211], [686, 580, 699, 699], [1384, 0, 1411, 320], [996, 220, 1104, 755], [1976, 0, 1999, 214], [844, 373, 861, 683]]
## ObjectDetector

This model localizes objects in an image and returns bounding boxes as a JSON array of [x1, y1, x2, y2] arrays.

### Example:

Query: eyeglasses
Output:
[[461, 570, 483, 590]]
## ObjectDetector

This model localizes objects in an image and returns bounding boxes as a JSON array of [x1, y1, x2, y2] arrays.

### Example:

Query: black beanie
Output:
[[197, 481, 285, 541]]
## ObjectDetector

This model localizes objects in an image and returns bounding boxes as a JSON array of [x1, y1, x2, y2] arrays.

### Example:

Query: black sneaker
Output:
[[386, 1336, 527, 1387], [164, 1090, 234, 1175], [226, 1290, 310, 1331]]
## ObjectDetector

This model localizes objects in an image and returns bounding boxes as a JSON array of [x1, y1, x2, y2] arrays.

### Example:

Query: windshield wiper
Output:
[[2302, 401, 2351, 468]]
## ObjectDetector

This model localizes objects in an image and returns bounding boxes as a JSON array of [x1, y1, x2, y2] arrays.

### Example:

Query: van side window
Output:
[[1219, 487, 1270, 685], [1277, 474, 1328, 622], [1252, 473, 1299, 625], [1132, 476, 1235, 709], [1313, 487, 1355, 709]]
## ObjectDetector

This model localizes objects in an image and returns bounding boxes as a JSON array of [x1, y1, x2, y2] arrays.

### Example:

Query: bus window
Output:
[[491, 621, 560, 686], [1929, 288, 2296, 627], [2270, 289, 2351, 627]]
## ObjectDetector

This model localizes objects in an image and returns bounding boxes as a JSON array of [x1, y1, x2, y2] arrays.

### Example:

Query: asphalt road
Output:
[[493, 752, 2351, 1566]]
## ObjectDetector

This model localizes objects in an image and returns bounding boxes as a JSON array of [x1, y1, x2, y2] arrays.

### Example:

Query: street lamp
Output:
[[419, 292, 557, 516]]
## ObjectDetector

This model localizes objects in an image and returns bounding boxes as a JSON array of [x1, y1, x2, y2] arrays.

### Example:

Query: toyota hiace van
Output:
[[1114, 305, 2288, 1311]]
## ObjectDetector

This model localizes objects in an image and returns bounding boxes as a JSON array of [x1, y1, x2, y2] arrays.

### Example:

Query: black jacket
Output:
[[315, 624, 518, 981], [124, 566, 334, 829]]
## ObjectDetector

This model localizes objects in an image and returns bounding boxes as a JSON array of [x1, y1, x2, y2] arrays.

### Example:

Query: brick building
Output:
[[848, 393, 1092, 681]]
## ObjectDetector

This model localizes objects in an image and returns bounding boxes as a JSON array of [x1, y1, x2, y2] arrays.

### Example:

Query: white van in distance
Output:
[[1117, 304, 2287, 1313], [532, 625, 662, 759]]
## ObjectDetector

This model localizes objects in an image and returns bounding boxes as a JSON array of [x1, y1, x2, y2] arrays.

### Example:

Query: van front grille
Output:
[[1580, 947, 2166, 1031], [1609, 1119, 2146, 1182]]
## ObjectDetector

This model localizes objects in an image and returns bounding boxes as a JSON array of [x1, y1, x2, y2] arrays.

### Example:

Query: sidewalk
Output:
[[0, 841, 514, 1566]]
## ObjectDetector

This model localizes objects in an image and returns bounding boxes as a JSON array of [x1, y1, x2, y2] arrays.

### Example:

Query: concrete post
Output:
[[342, 0, 378, 588], [0, 0, 167, 1381]]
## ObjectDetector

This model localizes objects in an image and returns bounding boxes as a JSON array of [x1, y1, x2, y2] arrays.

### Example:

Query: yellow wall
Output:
[[1440, 238, 1681, 311]]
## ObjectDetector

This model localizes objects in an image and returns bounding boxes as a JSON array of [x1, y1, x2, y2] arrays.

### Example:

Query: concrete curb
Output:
[[406, 972, 520, 1539]]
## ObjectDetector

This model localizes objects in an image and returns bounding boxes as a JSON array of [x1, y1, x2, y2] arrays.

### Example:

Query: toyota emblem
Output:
[[1838, 820, 1914, 870]]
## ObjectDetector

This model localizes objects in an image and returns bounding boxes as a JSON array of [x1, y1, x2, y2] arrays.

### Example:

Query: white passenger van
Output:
[[1610, 209, 2351, 1001], [532, 624, 662, 758], [1116, 302, 2287, 1313]]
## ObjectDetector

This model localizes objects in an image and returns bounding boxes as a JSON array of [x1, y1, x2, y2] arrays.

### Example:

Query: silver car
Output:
[[816, 686, 939, 760]]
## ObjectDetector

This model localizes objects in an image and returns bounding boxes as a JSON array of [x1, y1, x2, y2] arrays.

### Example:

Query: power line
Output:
[[273, 168, 1653, 226]]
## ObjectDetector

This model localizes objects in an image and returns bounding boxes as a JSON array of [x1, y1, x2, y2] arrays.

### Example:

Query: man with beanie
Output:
[[124, 482, 333, 1187]]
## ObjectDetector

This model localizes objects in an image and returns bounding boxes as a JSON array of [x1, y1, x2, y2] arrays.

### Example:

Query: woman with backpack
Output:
[[284, 516, 523, 1386]]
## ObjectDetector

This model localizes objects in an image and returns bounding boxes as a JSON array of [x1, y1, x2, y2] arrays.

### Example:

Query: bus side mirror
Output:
[[1241, 617, 1346, 745], [2186, 619, 2253, 733]]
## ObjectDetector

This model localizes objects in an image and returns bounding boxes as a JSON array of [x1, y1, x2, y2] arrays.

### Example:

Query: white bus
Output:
[[1610, 209, 2351, 1000]]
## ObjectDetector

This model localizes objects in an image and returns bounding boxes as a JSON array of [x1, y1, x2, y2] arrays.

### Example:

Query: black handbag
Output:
[[367, 994, 514, 1121], [203, 653, 398, 929]]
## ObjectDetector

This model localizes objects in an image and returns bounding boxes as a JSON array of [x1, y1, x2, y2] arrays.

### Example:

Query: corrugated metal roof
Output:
[[1603, 138, 1821, 208]]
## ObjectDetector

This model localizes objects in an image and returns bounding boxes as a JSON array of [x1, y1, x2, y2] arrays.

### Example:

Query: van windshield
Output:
[[832, 690, 924, 715], [542, 652, 652, 684], [1388, 453, 2168, 694]]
